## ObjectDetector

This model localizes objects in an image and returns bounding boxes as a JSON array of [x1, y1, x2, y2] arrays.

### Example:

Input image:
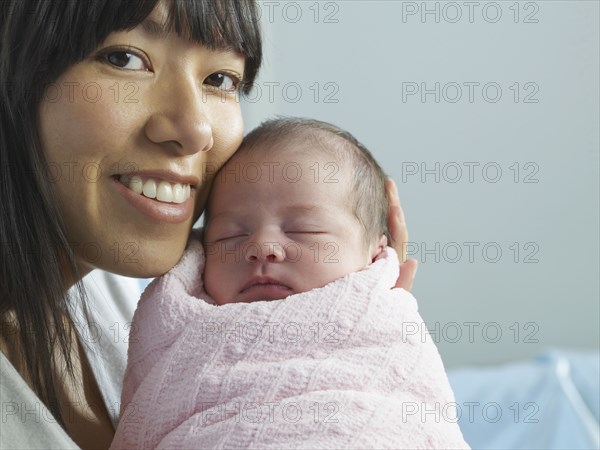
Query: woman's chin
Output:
[[76, 243, 186, 279]]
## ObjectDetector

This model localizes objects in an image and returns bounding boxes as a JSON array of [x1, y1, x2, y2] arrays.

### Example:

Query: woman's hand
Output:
[[386, 179, 418, 291]]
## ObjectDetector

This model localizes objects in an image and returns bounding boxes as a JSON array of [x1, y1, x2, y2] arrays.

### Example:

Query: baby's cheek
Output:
[[203, 253, 236, 305], [203, 256, 217, 297]]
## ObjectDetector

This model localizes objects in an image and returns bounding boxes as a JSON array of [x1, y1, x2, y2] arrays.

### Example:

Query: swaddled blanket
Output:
[[111, 236, 469, 449]]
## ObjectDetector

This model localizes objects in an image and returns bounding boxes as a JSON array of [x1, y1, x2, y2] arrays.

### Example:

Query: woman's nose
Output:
[[144, 76, 213, 155], [244, 240, 286, 263]]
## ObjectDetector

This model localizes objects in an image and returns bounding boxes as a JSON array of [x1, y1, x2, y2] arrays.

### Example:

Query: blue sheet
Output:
[[448, 349, 600, 449]]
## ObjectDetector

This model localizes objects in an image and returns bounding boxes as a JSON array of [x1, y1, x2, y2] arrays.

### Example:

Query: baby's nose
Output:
[[244, 241, 286, 263]]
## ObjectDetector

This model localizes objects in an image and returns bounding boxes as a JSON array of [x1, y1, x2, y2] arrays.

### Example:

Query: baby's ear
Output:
[[370, 235, 388, 262]]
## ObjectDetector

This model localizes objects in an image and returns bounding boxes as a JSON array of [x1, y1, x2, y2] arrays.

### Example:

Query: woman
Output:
[[0, 0, 416, 448]]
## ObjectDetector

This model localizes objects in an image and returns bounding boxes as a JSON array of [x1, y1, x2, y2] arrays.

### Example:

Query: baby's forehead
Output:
[[209, 145, 352, 202], [207, 129, 355, 201], [234, 130, 350, 167], [215, 151, 351, 192]]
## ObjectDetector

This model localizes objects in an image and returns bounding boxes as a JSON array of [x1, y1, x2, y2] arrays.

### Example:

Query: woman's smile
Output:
[[118, 175, 192, 204], [112, 174, 196, 224]]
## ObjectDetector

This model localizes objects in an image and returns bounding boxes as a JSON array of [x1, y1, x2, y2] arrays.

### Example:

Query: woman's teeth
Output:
[[119, 175, 191, 204]]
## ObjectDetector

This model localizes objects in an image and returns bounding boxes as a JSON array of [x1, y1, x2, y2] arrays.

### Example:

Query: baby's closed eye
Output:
[[205, 225, 247, 243], [212, 233, 248, 243], [286, 230, 327, 235], [284, 226, 331, 241], [283, 220, 327, 234]]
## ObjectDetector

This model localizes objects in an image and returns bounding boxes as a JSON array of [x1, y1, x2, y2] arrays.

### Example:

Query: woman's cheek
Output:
[[192, 103, 243, 217], [215, 100, 244, 157]]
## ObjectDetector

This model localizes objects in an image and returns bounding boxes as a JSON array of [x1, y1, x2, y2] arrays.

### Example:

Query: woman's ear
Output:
[[370, 235, 388, 262]]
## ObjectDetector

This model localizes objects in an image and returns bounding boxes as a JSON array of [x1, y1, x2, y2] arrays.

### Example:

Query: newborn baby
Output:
[[202, 117, 389, 305], [111, 118, 469, 450]]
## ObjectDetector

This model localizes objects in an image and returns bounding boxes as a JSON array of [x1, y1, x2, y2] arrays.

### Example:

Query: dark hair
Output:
[[0, 0, 261, 427], [205, 117, 389, 247]]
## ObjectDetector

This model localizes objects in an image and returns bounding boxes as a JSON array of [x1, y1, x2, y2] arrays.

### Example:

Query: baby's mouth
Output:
[[118, 175, 191, 204], [240, 276, 293, 294]]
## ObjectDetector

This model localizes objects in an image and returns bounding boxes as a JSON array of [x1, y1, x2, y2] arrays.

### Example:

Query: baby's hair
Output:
[[205, 117, 390, 247]]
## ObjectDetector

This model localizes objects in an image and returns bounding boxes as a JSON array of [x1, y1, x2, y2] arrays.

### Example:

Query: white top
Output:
[[0, 270, 141, 449]]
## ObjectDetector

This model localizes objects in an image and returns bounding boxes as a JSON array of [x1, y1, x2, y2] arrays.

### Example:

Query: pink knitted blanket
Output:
[[111, 237, 469, 449]]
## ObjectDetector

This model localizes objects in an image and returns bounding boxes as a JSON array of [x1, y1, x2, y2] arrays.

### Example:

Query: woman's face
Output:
[[37, 4, 245, 277]]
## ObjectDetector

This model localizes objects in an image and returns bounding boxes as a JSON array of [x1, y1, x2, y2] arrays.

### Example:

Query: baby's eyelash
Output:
[[287, 231, 326, 235], [215, 234, 246, 242]]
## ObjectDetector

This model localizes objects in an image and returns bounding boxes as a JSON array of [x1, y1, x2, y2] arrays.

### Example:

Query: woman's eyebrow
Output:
[[140, 17, 171, 39]]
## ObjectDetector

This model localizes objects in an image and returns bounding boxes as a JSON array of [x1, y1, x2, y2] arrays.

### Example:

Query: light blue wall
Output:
[[242, 1, 600, 367]]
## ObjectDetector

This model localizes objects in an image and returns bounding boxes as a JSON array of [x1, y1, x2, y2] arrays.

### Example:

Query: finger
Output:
[[385, 179, 408, 262], [395, 259, 418, 291]]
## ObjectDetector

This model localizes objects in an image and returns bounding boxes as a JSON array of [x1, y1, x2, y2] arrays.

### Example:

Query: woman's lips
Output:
[[112, 176, 195, 224]]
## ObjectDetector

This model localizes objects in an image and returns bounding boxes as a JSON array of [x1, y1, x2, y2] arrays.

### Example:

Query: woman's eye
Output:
[[100, 50, 148, 71], [204, 72, 240, 92]]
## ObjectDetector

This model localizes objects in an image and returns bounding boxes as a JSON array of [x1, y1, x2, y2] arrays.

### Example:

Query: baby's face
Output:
[[203, 148, 383, 305]]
